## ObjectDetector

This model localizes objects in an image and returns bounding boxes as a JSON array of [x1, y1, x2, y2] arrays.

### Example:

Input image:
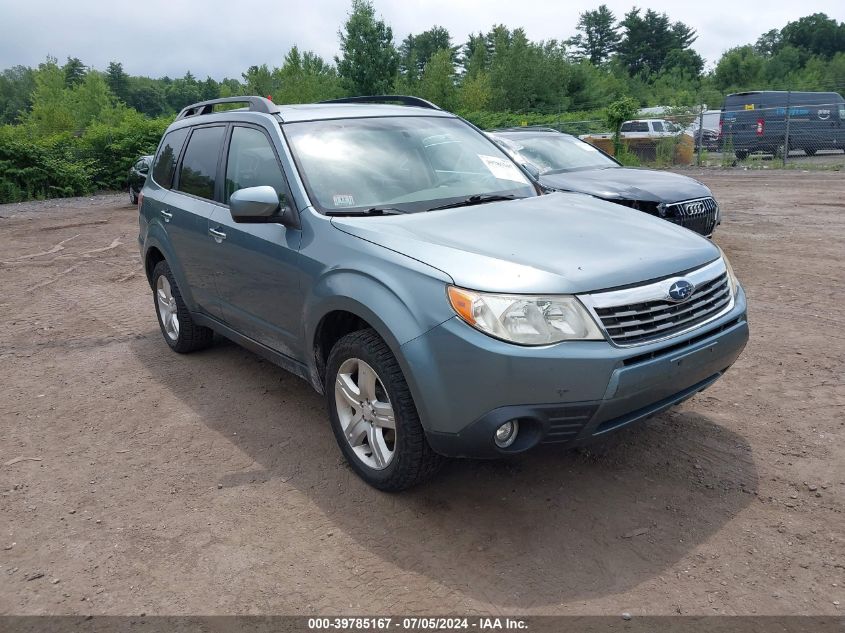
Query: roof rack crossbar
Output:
[[318, 95, 441, 110], [176, 96, 281, 120]]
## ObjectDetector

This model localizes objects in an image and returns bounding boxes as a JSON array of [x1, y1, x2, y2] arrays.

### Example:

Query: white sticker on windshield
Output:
[[333, 194, 355, 207], [478, 154, 529, 183]]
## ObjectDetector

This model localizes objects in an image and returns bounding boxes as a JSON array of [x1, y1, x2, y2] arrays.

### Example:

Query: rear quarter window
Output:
[[152, 128, 189, 189]]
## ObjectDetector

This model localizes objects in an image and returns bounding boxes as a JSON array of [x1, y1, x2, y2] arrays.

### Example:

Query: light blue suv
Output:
[[138, 96, 749, 491]]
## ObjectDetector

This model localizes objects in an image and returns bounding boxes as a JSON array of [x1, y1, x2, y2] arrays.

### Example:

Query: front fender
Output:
[[303, 267, 453, 394]]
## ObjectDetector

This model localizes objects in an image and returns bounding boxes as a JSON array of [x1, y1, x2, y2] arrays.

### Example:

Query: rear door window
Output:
[[176, 126, 226, 201], [652, 121, 665, 132], [152, 128, 189, 189]]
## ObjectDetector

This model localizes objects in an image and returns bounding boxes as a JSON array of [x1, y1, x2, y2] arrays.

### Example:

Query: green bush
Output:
[[615, 147, 641, 166], [0, 131, 96, 203], [0, 112, 169, 203], [80, 113, 169, 190]]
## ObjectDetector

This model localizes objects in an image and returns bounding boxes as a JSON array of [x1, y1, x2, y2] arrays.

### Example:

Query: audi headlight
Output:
[[447, 286, 604, 345], [719, 248, 740, 296]]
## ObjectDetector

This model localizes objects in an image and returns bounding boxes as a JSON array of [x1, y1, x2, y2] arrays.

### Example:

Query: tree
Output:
[[63, 57, 86, 88], [105, 62, 130, 103], [566, 5, 620, 66], [460, 33, 492, 78], [605, 96, 638, 155], [126, 77, 168, 117], [763, 46, 804, 85], [69, 71, 118, 129], [0, 65, 35, 124], [23, 57, 75, 136], [662, 48, 704, 78], [200, 76, 220, 101], [617, 8, 697, 76], [165, 72, 202, 111], [418, 49, 457, 110], [336, 0, 399, 95], [780, 13, 845, 59], [242, 64, 276, 98], [755, 29, 782, 57], [274, 46, 343, 103], [485, 26, 568, 112], [398, 26, 454, 84], [713, 46, 766, 91], [457, 71, 491, 112]]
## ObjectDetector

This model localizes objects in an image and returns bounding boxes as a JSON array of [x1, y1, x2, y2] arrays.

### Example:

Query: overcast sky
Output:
[[1, 0, 843, 79]]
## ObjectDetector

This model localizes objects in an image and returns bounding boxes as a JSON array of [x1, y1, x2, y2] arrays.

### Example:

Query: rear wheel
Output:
[[804, 147, 817, 156], [325, 329, 442, 491], [735, 150, 749, 160], [129, 186, 138, 205], [151, 260, 213, 353]]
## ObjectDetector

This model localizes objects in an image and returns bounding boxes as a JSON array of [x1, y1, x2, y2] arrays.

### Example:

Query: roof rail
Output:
[[318, 95, 441, 110], [176, 96, 281, 120]]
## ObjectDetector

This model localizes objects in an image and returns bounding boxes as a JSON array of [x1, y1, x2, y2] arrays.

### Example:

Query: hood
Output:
[[540, 167, 712, 204], [330, 193, 720, 295]]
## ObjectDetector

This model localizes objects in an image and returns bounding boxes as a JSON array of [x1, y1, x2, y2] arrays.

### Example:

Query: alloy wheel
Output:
[[156, 275, 180, 341], [334, 357, 396, 470]]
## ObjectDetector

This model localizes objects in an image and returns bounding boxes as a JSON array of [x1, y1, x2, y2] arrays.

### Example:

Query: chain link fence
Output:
[[521, 89, 845, 170]]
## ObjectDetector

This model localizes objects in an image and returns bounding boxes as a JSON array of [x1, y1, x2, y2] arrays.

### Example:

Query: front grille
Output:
[[665, 197, 718, 236], [589, 265, 732, 346]]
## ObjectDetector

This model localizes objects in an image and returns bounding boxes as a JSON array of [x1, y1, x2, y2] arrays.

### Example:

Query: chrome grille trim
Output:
[[664, 197, 718, 236], [579, 258, 735, 347], [665, 196, 717, 216]]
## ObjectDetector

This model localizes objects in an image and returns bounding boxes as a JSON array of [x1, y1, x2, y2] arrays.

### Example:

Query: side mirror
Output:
[[229, 186, 288, 223], [521, 162, 541, 182]]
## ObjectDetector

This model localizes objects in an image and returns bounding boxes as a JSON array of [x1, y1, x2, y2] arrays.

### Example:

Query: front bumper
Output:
[[400, 286, 748, 458]]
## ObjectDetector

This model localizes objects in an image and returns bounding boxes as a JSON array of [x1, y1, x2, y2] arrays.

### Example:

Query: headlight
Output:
[[719, 249, 740, 296], [447, 286, 604, 345]]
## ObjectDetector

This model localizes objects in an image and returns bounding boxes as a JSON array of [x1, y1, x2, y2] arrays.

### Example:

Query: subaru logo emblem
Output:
[[668, 279, 695, 302]]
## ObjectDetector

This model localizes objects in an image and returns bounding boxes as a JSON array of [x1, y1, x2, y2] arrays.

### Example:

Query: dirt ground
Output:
[[0, 171, 843, 616]]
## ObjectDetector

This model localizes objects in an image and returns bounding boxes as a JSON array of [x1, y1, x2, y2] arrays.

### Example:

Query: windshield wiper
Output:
[[426, 194, 522, 212], [325, 206, 404, 217]]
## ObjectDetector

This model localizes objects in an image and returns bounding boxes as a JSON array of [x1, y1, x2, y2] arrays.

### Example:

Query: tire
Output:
[[129, 186, 138, 205], [804, 148, 817, 156], [151, 260, 213, 353], [735, 150, 748, 160], [325, 329, 442, 491]]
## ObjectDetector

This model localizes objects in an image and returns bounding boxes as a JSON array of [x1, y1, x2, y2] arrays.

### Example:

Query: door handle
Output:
[[208, 227, 227, 243], [160, 210, 172, 222]]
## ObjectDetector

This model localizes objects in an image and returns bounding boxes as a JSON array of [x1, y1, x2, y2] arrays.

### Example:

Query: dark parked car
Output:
[[693, 127, 720, 152], [128, 155, 153, 205], [490, 128, 721, 237]]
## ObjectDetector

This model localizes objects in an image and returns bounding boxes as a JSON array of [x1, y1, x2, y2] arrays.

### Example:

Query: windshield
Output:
[[496, 134, 618, 175], [283, 116, 535, 214]]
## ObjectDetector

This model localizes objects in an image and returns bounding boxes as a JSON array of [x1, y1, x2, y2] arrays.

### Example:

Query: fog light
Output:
[[494, 420, 519, 448]]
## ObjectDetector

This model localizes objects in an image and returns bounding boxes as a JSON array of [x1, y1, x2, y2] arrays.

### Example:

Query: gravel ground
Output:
[[0, 170, 843, 616]]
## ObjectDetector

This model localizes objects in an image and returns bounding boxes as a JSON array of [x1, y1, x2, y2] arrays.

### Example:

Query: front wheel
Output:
[[325, 329, 442, 491], [735, 150, 749, 160]]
